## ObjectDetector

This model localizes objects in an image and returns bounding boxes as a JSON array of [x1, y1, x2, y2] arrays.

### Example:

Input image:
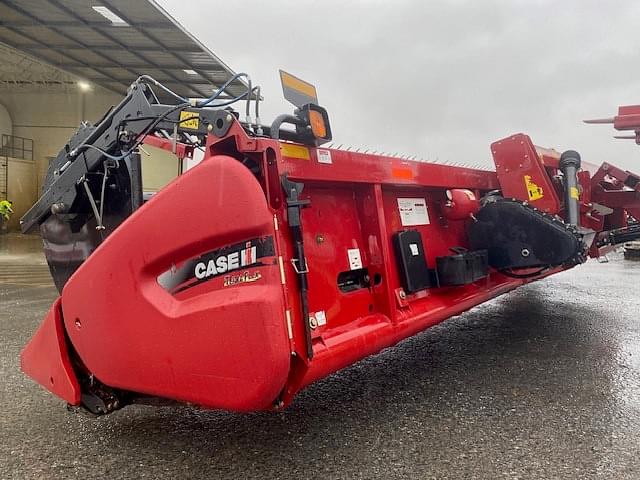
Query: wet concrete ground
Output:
[[1, 232, 639, 479]]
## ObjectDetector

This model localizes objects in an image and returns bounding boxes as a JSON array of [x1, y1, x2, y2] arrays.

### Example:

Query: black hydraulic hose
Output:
[[270, 114, 304, 140], [245, 77, 252, 125], [294, 240, 313, 359], [254, 86, 261, 120]]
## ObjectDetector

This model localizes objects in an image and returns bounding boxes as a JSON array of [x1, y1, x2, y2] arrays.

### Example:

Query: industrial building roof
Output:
[[0, 0, 247, 98]]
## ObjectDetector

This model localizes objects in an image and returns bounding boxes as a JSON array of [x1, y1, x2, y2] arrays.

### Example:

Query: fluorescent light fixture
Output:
[[92, 6, 128, 26], [77, 81, 91, 91], [183, 69, 198, 75]]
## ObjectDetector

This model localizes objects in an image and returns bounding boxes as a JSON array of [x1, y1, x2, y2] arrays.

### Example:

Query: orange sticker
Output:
[[392, 167, 414, 179]]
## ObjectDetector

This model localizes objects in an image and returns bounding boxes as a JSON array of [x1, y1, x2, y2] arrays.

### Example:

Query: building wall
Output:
[[141, 145, 180, 192], [0, 86, 121, 194], [0, 103, 12, 139], [0, 86, 179, 231], [6, 157, 36, 230]]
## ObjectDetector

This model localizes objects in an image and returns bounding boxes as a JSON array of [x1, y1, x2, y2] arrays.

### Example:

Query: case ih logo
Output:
[[194, 242, 257, 280], [157, 236, 275, 295]]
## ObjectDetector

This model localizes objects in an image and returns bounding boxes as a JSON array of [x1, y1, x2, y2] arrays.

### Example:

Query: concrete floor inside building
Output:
[[1, 232, 639, 479]]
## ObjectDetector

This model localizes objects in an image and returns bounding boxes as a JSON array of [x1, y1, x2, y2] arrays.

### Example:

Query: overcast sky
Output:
[[158, 0, 640, 170]]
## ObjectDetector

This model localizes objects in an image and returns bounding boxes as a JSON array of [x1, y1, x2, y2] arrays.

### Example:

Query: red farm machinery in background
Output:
[[583, 104, 640, 257], [18, 71, 640, 415]]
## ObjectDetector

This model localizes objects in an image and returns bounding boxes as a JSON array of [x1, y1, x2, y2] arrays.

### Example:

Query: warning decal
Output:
[[569, 186, 580, 200], [317, 149, 332, 164], [347, 248, 363, 270], [524, 175, 544, 201], [397, 198, 430, 226], [179, 111, 200, 130]]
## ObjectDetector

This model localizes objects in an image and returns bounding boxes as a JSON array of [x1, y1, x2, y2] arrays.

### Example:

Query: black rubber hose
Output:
[[270, 114, 304, 140]]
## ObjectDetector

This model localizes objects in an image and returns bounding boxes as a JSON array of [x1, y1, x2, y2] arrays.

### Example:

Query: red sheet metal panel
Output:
[[20, 297, 81, 405], [60, 155, 291, 412], [492, 134, 561, 214], [279, 144, 499, 191]]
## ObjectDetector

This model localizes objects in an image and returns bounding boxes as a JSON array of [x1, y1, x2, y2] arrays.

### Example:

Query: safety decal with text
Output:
[[179, 110, 200, 130], [397, 198, 430, 226], [317, 149, 332, 164], [157, 236, 275, 295], [524, 175, 544, 201], [347, 248, 363, 270]]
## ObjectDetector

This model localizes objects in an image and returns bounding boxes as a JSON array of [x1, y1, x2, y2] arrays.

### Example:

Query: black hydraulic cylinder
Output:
[[559, 150, 581, 226]]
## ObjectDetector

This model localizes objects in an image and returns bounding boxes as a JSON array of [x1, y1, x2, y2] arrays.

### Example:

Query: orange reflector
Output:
[[392, 167, 414, 179], [280, 143, 310, 160], [309, 110, 327, 139]]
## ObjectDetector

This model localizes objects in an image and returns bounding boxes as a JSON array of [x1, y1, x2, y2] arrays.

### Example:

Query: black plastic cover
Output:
[[468, 199, 584, 269], [436, 248, 488, 286], [393, 230, 431, 293]]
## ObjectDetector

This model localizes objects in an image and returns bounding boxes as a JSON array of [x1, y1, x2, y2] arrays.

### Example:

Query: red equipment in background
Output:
[[585, 104, 640, 144], [18, 73, 640, 415], [584, 105, 640, 223]]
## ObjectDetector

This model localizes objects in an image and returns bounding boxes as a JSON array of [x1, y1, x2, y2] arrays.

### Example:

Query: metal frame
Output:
[[0, 151, 6, 200], [1, 134, 34, 161], [0, 134, 35, 200], [101, 0, 232, 97]]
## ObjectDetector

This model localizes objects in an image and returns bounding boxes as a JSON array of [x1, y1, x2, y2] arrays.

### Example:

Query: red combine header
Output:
[[19, 72, 640, 415]]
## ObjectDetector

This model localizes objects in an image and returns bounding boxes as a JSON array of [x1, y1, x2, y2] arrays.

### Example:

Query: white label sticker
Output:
[[397, 198, 430, 226], [315, 310, 327, 326], [317, 149, 332, 164], [409, 243, 419, 256], [347, 248, 362, 270]]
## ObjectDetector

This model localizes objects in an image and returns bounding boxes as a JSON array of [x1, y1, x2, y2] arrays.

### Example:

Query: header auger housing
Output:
[[20, 72, 640, 415]]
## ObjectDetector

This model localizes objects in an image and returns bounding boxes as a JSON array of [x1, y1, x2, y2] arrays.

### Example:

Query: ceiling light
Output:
[[77, 81, 91, 91], [183, 69, 198, 75], [92, 6, 128, 26]]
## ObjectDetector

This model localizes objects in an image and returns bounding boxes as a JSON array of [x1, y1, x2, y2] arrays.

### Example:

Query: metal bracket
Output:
[[290, 257, 309, 274], [81, 178, 105, 230], [281, 172, 314, 359]]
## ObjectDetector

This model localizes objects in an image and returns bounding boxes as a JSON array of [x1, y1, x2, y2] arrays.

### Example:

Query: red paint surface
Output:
[[20, 298, 81, 405], [62, 155, 290, 411], [492, 134, 561, 214]]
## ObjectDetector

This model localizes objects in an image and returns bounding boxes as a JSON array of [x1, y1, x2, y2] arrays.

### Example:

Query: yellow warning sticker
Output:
[[280, 143, 310, 160], [524, 175, 544, 201], [569, 186, 580, 200], [179, 111, 200, 130]]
